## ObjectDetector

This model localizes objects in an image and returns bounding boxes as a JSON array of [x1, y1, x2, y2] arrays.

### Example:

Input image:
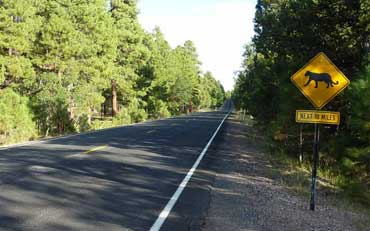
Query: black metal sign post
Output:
[[299, 124, 303, 163], [310, 123, 320, 211]]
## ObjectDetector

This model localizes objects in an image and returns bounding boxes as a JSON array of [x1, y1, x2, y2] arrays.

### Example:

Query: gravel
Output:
[[202, 117, 370, 231]]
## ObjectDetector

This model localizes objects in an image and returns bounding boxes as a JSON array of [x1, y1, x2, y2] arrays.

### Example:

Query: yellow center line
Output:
[[83, 145, 108, 154]]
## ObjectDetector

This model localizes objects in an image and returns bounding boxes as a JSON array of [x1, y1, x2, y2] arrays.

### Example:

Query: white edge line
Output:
[[149, 111, 231, 231]]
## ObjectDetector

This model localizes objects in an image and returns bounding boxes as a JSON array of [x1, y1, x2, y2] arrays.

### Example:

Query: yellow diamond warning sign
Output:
[[291, 52, 350, 109], [296, 110, 340, 125]]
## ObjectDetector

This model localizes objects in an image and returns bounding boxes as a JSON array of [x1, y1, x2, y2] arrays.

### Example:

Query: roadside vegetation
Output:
[[233, 1, 370, 210], [0, 0, 226, 145]]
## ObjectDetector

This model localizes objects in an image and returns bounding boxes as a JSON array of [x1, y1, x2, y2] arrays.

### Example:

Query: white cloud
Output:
[[138, 0, 256, 91]]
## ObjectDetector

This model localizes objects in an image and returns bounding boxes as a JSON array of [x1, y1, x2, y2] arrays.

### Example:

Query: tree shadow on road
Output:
[[0, 111, 228, 231]]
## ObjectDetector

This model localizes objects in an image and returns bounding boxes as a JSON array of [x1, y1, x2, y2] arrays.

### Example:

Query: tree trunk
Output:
[[189, 102, 193, 113], [58, 69, 62, 83], [104, 101, 108, 117], [111, 79, 118, 117], [88, 111, 92, 125], [67, 84, 74, 121]]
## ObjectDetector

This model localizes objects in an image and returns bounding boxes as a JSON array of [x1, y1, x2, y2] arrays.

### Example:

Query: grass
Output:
[[264, 147, 370, 231], [267, 148, 369, 206]]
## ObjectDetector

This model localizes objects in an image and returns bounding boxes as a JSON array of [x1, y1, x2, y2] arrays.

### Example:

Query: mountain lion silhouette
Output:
[[304, 71, 339, 88]]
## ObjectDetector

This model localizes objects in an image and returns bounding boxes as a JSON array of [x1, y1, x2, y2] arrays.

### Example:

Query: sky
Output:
[[137, 0, 257, 91]]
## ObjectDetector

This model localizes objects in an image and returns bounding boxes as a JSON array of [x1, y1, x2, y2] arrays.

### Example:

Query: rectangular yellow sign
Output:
[[296, 110, 340, 125]]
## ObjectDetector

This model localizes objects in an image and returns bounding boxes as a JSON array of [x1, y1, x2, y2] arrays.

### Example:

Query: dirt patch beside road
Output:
[[202, 115, 370, 231]]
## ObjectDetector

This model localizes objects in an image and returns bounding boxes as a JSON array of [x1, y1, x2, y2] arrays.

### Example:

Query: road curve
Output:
[[0, 101, 232, 231]]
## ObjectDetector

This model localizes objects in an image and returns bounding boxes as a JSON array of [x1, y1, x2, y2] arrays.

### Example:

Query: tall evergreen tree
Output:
[[33, 0, 117, 133], [110, 0, 149, 118], [0, 0, 41, 91]]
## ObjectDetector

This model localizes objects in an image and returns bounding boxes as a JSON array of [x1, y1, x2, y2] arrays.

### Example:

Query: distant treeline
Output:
[[233, 0, 369, 202], [0, 0, 226, 144]]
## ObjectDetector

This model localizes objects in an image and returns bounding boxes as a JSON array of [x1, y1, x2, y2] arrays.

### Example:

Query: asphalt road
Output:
[[0, 101, 232, 231]]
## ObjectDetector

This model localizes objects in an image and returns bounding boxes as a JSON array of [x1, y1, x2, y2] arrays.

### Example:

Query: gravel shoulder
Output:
[[202, 115, 370, 231]]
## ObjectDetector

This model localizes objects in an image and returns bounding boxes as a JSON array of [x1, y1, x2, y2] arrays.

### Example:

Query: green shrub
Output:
[[0, 89, 36, 144], [30, 73, 74, 135], [76, 114, 91, 133], [149, 99, 171, 119], [112, 108, 131, 125]]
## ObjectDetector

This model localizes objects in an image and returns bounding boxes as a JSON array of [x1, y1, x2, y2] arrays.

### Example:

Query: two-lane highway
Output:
[[0, 101, 232, 231]]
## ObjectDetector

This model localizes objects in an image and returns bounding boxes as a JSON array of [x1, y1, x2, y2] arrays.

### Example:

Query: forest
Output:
[[0, 0, 226, 144], [233, 0, 370, 204]]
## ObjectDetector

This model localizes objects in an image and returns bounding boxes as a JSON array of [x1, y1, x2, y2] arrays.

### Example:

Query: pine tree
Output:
[[110, 0, 149, 118], [0, 0, 42, 91], [33, 0, 117, 133]]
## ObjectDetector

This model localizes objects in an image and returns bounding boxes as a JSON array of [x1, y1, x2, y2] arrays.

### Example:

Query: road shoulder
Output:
[[202, 114, 370, 231]]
